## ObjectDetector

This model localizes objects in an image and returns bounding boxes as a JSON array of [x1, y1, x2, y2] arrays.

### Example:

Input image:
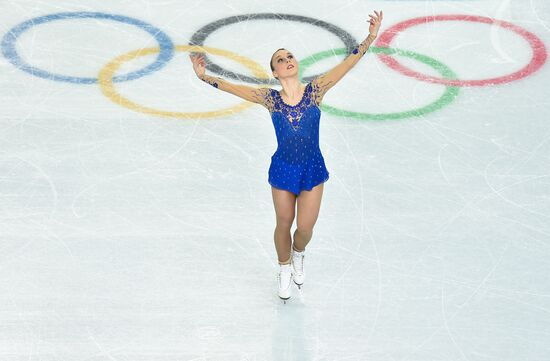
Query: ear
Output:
[[272, 70, 279, 79]]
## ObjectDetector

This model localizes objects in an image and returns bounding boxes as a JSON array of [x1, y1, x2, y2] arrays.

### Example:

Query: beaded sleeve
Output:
[[311, 33, 377, 105], [199, 74, 273, 110]]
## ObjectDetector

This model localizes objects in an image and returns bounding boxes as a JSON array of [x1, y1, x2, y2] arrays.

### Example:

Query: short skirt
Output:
[[268, 153, 330, 196]]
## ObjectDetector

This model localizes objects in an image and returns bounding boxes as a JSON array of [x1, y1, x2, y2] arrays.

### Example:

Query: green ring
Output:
[[299, 47, 460, 120]]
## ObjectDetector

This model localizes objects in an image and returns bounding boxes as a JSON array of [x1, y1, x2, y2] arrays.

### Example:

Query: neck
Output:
[[278, 77, 303, 98]]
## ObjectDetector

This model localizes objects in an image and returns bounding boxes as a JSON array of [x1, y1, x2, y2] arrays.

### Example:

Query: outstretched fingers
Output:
[[369, 10, 383, 26], [189, 53, 206, 67]]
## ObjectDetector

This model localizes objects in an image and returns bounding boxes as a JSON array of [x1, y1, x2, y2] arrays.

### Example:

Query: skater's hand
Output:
[[189, 52, 206, 78], [368, 10, 383, 37]]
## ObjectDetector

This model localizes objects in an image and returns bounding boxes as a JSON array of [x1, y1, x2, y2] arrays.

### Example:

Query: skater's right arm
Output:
[[189, 53, 271, 107]]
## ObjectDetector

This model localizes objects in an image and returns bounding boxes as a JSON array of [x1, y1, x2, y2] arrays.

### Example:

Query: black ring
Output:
[[189, 13, 359, 85]]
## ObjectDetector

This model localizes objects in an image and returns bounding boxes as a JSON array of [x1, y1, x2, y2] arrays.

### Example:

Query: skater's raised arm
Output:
[[311, 10, 383, 104], [189, 53, 270, 106]]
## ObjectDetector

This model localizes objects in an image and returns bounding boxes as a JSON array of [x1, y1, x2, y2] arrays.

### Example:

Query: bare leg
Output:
[[293, 182, 324, 251], [271, 186, 297, 264]]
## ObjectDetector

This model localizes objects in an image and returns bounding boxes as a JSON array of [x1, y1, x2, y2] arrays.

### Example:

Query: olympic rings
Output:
[[376, 15, 548, 87], [1, 12, 174, 84], [1, 12, 547, 119], [189, 13, 359, 85], [300, 47, 459, 120], [98, 45, 270, 118]]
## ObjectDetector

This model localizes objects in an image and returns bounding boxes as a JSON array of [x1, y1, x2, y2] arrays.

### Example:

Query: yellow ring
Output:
[[98, 45, 270, 118]]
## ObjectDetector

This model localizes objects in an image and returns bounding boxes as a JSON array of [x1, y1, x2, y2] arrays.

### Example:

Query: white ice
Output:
[[1, 0, 550, 360]]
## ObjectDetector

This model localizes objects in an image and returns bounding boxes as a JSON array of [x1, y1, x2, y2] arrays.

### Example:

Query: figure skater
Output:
[[189, 10, 383, 302]]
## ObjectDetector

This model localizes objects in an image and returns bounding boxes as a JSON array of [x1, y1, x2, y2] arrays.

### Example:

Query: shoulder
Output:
[[309, 78, 320, 93], [258, 87, 276, 97], [257, 87, 277, 111], [250, 87, 275, 102], [308, 78, 325, 106]]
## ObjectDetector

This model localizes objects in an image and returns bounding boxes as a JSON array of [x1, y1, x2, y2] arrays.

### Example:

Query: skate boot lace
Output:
[[292, 253, 305, 275], [278, 268, 292, 287]]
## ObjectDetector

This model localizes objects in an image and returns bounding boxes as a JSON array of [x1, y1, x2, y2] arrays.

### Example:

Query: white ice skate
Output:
[[277, 263, 293, 303], [292, 248, 305, 288]]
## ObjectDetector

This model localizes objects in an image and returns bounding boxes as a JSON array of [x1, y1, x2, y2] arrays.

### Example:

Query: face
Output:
[[272, 50, 298, 80]]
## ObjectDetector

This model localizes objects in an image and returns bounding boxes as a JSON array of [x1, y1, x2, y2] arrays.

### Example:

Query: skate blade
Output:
[[279, 296, 290, 304]]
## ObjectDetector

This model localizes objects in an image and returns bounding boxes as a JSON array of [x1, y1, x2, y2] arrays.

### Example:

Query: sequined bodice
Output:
[[273, 84, 313, 128], [265, 82, 324, 165]]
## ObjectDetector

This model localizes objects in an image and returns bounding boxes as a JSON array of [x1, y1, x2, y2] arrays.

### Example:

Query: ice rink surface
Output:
[[1, 0, 550, 360]]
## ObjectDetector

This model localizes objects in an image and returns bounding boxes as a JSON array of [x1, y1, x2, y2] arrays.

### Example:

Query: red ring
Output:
[[375, 15, 547, 87]]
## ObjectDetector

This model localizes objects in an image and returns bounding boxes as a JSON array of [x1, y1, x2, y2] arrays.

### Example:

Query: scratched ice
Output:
[[1, 0, 549, 360]]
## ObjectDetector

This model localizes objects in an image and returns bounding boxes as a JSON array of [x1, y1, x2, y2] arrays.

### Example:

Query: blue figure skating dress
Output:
[[262, 80, 330, 196]]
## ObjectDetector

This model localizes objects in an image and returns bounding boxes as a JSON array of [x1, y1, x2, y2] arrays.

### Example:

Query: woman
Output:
[[189, 10, 383, 302]]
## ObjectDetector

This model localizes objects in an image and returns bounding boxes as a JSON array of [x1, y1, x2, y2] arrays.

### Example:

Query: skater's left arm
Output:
[[311, 10, 383, 105]]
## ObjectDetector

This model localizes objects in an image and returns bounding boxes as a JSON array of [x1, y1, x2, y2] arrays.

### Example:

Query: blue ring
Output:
[[1, 12, 174, 84]]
